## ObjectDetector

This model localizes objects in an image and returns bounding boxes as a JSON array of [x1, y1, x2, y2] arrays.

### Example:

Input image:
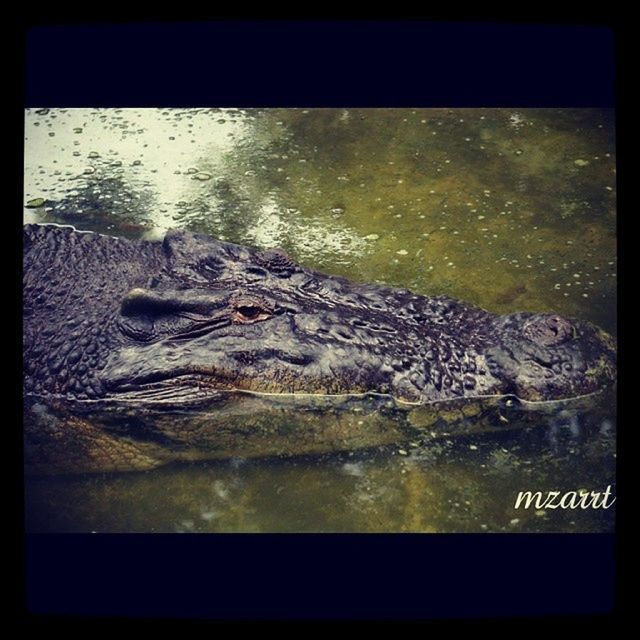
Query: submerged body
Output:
[[23, 224, 616, 473]]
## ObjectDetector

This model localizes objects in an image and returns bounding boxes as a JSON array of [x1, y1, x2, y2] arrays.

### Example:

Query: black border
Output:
[[23, 19, 615, 107], [25, 534, 614, 620], [16, 19, 623, 621]]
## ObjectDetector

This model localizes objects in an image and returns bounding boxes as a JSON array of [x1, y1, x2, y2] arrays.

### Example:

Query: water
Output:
[[23, 108, 617, 532]]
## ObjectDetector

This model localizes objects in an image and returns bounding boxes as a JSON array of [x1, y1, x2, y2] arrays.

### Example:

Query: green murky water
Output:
[[23, 108, 617, 532]]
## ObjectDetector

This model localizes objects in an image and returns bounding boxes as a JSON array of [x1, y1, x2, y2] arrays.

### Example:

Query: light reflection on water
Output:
[[23, 108, 616, 532]]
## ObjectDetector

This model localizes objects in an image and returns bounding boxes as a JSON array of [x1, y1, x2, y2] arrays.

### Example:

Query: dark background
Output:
[[24, 21, 615, 108], [18, 20, 619, 620]]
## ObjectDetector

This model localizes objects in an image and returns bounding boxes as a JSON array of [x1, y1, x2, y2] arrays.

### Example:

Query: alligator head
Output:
[[96, 229, 616, 405]]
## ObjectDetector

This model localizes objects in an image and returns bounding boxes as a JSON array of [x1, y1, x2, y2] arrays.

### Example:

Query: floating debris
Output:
[[25, 198, 45, 208], [192, 172, 212, 181]]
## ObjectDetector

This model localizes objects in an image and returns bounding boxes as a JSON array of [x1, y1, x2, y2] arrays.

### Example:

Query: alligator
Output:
[[23, 224, 616, 473]]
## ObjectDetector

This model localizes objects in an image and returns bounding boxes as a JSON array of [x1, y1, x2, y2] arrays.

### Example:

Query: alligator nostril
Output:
[[523, 314, 573, 346]]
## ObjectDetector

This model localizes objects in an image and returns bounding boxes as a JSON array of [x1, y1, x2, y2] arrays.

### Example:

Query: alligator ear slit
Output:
[[120, 289, 181, 316]]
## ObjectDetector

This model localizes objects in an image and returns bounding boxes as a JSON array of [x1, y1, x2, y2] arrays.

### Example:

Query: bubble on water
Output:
[[201, 511, 217, 522], [192, 172, 212, 181], [600, 419, 613, 435], [213, 480, 229, 500]]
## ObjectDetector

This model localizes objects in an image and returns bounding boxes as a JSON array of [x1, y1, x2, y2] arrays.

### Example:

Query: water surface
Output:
[[24, 108, 617, 532]]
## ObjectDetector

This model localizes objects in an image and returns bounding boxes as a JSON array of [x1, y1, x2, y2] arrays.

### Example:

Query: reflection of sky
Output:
[[247, 194, 367, 262], [24, 107, 371, 261], [24, 108, 248, 230]]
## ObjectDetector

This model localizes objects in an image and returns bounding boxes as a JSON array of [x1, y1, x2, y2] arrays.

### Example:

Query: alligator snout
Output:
[[490, 313, 616, 402]]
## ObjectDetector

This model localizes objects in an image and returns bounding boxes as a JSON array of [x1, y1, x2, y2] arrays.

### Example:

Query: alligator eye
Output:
[[231, 299, 273, 324], [237, 305, 261, 320]]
